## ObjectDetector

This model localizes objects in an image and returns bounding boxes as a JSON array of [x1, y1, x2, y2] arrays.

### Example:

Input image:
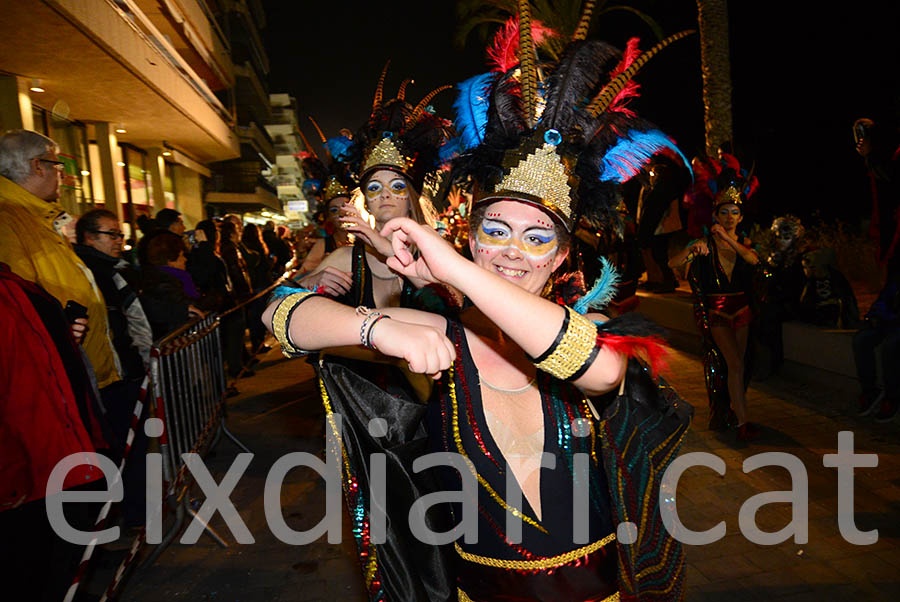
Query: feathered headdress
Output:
[[297, 116, 356, 206], [355, 61, 453, 193], [711, 153, 758, 211], [447, 0, 694, 232]]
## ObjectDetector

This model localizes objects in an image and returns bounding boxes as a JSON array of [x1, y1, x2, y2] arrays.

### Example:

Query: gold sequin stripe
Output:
[[459, 588, 618, 602], [272, 292, 317, 357], [448, 364, 547, 534], [533, 306, 599, 381], [454, 532, 616, 571]]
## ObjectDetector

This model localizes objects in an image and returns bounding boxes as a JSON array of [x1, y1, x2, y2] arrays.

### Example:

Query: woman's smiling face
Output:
[[470, 200, 568, 295], [363, 169, 411, 224]]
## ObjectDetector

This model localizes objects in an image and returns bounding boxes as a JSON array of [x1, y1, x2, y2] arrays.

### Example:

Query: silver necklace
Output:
[[480, 376, 536, 395]]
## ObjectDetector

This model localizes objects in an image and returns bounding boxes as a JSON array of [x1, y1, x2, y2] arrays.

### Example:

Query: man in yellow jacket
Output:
[[0, 130, 121, 388]]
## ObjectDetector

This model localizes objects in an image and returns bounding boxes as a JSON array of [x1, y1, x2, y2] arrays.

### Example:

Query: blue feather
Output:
[[573, 257, 620, 314], [270, 284, 316, 302], [598, 129, 691, 183], [325, 136, 354, 161], [453, 72, 494, 151]]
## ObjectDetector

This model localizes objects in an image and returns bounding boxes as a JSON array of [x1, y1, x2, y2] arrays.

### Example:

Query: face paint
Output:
[[475, 218, 558, 259], [364, 177, 408, 201]]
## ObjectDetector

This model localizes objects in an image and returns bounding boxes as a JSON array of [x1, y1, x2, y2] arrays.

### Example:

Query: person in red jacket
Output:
[[0, 263, 110, 601]]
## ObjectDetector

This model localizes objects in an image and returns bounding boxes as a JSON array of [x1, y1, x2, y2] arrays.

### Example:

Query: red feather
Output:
[[608, 37, 642, 116], [598, 333, 669, 378], [486, 16, 558, 73]]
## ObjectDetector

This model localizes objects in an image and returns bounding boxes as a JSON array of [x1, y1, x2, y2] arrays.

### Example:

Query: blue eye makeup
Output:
[[389, 179, 407, 193]]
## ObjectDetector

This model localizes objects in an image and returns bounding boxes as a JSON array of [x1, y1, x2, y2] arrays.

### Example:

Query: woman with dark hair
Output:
[[241, 223, 275, 350], [670, 170, 760, 439], [187, 219, 230, 308], [139, 230, 209, 338], [220, 220, 252, 303]]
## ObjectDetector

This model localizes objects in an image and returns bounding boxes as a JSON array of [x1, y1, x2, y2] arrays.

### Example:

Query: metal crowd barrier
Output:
[[94, 277, 293, 599]]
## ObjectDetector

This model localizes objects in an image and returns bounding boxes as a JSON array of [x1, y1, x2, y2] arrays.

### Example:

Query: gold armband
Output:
[[271, 291, 318, 357], [531, 306, 600, 381]]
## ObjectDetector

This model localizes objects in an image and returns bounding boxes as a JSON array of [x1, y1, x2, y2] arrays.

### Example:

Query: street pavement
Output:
[[116, 338, 900, 602]]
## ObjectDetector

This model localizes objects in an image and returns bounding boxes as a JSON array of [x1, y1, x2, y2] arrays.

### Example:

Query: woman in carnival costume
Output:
[[299, 67, 452, 309], [266, 3, 694, 599], [669, 165, 760, 439], [297, 119, 358, 274]]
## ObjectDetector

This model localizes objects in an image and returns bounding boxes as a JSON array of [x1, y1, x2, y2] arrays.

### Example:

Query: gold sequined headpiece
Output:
[[361, 136, 414, 179], [474, 128, 579, 230], [713, 185, 744, 210], [323, 175, 350, 203]]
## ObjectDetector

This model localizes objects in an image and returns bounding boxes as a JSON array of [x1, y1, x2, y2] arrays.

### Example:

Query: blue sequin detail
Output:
[[544, 129, 562, 146]]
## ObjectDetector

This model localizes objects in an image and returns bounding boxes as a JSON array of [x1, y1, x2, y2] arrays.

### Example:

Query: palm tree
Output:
[[696, 0, 733, 155], [454, 0, 663, 62]]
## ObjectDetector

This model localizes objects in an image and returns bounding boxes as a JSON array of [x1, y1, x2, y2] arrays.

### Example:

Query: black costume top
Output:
[[426, 319, 618, 601]]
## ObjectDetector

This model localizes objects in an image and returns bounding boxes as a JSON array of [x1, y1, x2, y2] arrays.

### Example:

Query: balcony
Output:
[[0, 0, 239, 162], [133, 0, 234, 90], [234, 61, 271, 125], [235, 121, 275, 164]]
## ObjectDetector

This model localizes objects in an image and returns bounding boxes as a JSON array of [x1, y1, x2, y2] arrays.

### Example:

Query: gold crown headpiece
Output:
[[474, 128, 579, 231], [323, 175, 350, 203]]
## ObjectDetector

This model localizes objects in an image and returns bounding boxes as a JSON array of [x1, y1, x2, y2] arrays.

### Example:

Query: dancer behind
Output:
[[670, 169, 760, 438], [298, 182, 355, 274], [267, 13, 693, 600], [296, 123, 357, 274], [299, 67, 451, 308]]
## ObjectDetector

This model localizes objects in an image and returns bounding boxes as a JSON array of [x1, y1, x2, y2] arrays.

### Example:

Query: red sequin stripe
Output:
[[453, 330, 502, 470], [475, 501, 539, 562], [598, 334, 669, 377]]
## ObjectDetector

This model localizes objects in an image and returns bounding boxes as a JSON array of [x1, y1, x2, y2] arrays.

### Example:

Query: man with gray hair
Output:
[[0, 129, 122, 389]]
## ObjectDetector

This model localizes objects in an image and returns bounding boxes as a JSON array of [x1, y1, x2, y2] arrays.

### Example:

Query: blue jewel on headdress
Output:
[[425, 105, 436, 114], [544, 129, 562, 146], [382, 131, 393, 139]]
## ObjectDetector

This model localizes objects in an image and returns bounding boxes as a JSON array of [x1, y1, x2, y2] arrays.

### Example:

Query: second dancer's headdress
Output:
[[355, 62, 453, 193]]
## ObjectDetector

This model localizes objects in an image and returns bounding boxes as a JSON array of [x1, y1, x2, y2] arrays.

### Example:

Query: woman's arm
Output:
[[298, 246, 353, 297], [262, 294, 454, 376], [668, 238, 708, 268], [382, 218, 625, 395]]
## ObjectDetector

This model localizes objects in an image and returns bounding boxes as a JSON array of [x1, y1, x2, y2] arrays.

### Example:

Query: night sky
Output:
[[263, 0, 900, 226]]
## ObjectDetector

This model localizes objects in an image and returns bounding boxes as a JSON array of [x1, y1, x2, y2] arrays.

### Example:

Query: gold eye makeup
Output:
[[474, 219, 558, 261]]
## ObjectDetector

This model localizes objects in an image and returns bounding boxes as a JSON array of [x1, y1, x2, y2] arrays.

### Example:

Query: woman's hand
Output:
[[71, 317, 88, 345], [710, 223, 731, 242], [690, 239, 710, 256], [340, 203, 393, 257], [381, 217, 465, 287], [299, 266, 353, 297], [368, 318, 456, 379]]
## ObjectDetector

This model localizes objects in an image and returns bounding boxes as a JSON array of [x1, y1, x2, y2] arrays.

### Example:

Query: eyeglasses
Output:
[[91, 229, 125, 240], [38, 158, 65, 172]]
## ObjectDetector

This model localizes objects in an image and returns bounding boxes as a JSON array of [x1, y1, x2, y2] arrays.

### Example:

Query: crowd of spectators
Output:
[[0, 129, 297, 596]]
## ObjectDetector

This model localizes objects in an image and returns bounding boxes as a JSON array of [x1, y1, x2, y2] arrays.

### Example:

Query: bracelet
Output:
[[272, 291, 319, 357], [530, 306, 599, 381], [357, 306, 389, 349], [366, 314, 391, 350]]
